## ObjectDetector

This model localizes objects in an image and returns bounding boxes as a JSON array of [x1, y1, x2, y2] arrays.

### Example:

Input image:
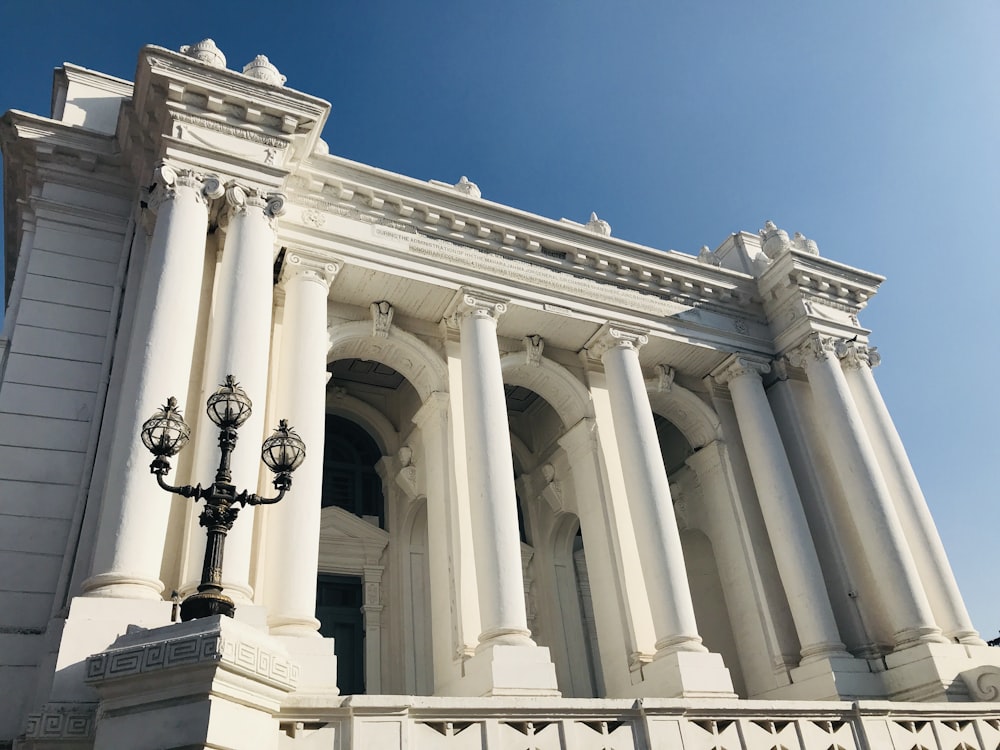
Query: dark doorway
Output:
[[316, 574, 365, 695]]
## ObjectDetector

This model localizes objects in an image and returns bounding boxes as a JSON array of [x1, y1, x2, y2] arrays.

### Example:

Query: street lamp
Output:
[[140, 374, 305, 621]]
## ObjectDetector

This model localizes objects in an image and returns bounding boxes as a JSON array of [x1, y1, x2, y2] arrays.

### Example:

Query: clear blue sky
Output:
[[2, 2, 998, 636]]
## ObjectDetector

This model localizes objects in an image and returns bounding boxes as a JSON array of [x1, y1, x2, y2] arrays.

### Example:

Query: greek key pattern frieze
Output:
[[23, 705, 96, 740], [85, 628, 299, 690]]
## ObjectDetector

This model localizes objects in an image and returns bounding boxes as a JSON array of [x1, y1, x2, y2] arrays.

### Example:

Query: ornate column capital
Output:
[[835, 338, 880, 370], [585, 324, 649, 360], [784, 332, 836, 369], [446, 290, 509, 327], [147, 162, 224, 214], [711, 354, 771, 386], [222, 183, 287, 226], [278, 252, 339, 290]]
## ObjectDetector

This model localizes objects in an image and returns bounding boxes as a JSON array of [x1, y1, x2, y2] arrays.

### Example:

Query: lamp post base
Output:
[[180, 590, 236, 621]]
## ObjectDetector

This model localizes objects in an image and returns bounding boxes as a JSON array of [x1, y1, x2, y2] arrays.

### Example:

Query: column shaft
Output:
[[838, 344, 982, 645], [184, 186, 283, 602], [456, 294, 534, 648], [265, 254, 337, 636], [594, 328, 703, 655], [792, 335, 943, 648], [84, 166, 220, 598], [715, 356, 847, 662]]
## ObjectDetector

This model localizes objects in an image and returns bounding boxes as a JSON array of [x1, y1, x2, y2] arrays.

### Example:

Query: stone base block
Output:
[[46, 596, 174, 705], [443, 645, 560, 697], [85, 615, 299, 750], [882, 641, 1000, 702], [273, 634, 339, 696], [760, 655, 884, 701], [624, 650, 736, 698]]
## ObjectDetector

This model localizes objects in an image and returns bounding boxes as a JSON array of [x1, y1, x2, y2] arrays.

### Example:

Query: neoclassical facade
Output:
[[1, 40, 999, 750]]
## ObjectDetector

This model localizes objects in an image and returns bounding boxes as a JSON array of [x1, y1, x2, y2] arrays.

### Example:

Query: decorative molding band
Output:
[[85, 626, 299, 691], [585, 324, 649, 360], [22, 704, 97, 740]]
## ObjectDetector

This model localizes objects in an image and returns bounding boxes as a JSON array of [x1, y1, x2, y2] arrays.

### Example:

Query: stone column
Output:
[[788, 333, 945, 649], [445, 292, 558, 696], [589, 326, 704, 655], [836, 341, 983, 645], [454, 292, 534, 649], [183, 184, 285, 603], [264, 253, 338, 636], [84, 164, 223, 599], [712, 355, 848, 663]]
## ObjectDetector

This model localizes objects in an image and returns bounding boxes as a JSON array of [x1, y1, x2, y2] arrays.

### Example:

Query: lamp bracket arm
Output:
[[243, 487, 287, 506]]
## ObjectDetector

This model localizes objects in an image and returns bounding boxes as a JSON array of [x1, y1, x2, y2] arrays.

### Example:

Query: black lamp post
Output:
[[140, 374, 305, 622]]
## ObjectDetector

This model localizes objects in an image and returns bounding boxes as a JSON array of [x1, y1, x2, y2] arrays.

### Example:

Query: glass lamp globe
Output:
[[261, 419, 306, 474], [206, 375, 253, 429], [140, 397, 191, 457]]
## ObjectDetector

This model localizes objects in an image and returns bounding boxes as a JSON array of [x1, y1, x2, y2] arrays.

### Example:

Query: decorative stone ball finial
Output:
[[585, 212, 612, 237], [179, 39, 227, 69], [454, 176, 481, 198], [242, 55, 287, 86], [759, 220, 791, 259]]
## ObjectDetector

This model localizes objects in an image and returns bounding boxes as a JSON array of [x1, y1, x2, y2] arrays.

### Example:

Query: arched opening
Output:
[[317, 353, 427, 696], [322, 414, 385, 529], [653, 412, 746, 696], [506, 383, 599, 697]]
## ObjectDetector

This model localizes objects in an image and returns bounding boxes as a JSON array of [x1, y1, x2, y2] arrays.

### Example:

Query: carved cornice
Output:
[[585, 324, 649, 360], [711, 354, 772, 386], [284, 160, 763, 319], [279, 251, 339, 290]]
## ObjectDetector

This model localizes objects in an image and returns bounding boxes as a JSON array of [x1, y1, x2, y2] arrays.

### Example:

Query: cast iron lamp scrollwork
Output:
[[140, 375, 305, 621]]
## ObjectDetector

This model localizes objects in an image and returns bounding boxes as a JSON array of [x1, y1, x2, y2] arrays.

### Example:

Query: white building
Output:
[[1, 40, 999, 750]]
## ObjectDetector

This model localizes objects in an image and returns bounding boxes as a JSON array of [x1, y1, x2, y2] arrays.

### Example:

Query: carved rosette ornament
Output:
[[279, 253, 339, 290], [148, 163, 225, 213], [586, 325, 648, 360]]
